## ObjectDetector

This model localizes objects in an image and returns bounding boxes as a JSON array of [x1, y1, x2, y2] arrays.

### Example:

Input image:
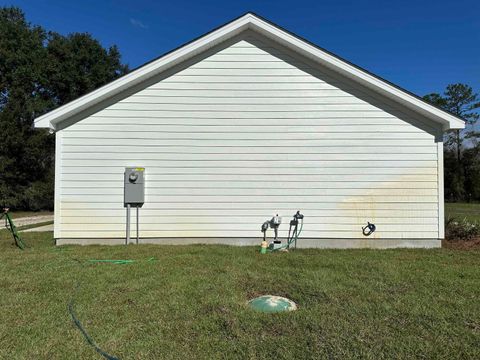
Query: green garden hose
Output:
[[268, 220, 303, 252], [1, 210, 26, 249], [88, 259, 134, 264], [63, 256, 156, 359], [87, 258, 155, 264], [68, 287, 119, 360]]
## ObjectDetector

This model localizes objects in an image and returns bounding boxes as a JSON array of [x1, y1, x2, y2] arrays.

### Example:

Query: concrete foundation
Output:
[[56, 237, 441, 249]]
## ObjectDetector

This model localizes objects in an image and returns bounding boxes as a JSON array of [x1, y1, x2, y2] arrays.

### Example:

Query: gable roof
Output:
[[34, 12, 465, 131]]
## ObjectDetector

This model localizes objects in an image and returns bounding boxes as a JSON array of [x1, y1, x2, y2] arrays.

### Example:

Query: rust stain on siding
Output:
[[340, 167, 438, 239]]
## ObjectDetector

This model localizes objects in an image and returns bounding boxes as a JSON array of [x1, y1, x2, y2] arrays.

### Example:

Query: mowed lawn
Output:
[[1, 232, 479, 359], [446, 202, 480, 223]]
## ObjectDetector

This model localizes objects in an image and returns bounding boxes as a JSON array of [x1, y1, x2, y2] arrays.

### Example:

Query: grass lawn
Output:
[[1, 231, 479, 359], [445, 203, 480, 223]]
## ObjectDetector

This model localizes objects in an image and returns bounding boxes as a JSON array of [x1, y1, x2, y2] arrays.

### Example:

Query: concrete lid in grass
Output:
[[248, 295, 297, 313]]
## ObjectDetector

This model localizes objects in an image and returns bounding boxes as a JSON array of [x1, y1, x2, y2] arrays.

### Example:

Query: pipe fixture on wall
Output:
[[362, 222, 376, 236]]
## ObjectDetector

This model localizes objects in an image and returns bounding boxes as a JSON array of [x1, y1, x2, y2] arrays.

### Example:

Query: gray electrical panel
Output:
[[124, 167, 145, 207]]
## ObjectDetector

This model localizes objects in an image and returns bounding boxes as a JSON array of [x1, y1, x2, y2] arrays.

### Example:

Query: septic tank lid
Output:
[[248, 295, 297, 313]]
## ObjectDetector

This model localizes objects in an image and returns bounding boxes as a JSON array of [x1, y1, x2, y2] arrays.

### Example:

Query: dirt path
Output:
[[8, 215, 54, 228]]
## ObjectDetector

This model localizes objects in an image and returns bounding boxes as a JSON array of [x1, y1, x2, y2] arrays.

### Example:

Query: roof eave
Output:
[[34, 12, 465, 132]]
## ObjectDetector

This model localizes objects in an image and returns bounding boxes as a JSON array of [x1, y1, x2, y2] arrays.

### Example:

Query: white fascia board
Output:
[[34, 13, 465, 131]]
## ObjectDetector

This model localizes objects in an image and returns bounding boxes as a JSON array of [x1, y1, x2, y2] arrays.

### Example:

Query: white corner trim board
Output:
[[34, 13, 464, 132]]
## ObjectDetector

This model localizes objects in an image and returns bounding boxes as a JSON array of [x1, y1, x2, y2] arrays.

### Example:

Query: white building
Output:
[[34, 13, 464, 247]]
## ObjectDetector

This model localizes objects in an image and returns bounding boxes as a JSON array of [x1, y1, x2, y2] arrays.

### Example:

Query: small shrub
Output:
[[445, 216, 480, 241]]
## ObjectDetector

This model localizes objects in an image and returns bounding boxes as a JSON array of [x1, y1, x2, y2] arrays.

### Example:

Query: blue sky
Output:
[[4, 0, 479, 97]]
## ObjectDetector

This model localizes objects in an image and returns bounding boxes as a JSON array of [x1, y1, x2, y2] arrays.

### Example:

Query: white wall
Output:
[[56, 34, 442, 242]]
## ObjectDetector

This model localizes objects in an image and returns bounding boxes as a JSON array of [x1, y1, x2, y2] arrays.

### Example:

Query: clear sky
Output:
[[4, 0, 479, 97]]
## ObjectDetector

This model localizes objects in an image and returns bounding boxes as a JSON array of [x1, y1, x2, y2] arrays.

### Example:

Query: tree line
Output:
[[0, 6, 478, 210], [423, 84, 480, 201], [0, 7, 128, 209]]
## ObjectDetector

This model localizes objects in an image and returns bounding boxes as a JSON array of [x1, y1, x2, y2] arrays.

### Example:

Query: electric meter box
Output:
[[124, 167, 145, 207]]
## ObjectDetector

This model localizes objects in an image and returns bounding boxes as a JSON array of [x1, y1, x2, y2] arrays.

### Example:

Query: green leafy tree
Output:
[[45, 32, 128, 105], [0, 7, 52, 209], [0, 6, 128, 210]]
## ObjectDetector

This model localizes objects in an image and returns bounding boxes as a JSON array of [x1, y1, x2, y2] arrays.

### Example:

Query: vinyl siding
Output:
[[57, 36, 441, 240]]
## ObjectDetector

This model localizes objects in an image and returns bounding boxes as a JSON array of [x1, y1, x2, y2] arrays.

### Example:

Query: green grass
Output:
[[1, 232, 479, 359], [445, 203, 480, 223], [17, 221, 54, 231]]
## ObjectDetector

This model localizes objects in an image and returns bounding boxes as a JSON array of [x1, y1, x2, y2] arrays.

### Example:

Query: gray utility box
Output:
[[124, 167, 145, 207]]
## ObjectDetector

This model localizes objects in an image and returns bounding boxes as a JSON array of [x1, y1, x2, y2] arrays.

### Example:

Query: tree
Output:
[[45, 32, 128, 105], [424, 84, 480, 161], [0, 7, 52, 209], [0, 6, 128, 209], [462, 146, 480, 201], [424, 84, 480, 202]]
